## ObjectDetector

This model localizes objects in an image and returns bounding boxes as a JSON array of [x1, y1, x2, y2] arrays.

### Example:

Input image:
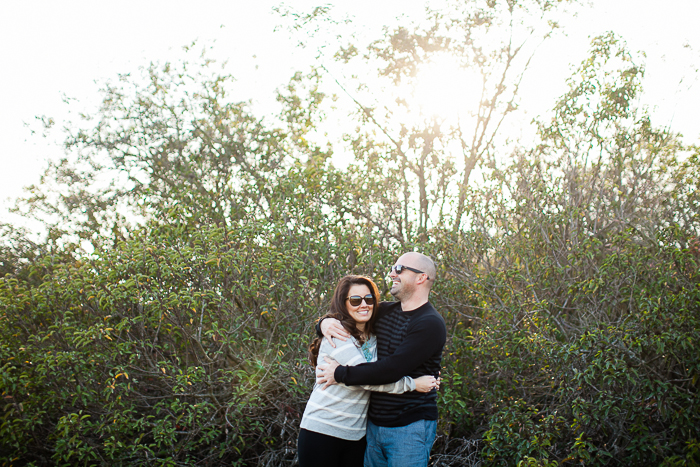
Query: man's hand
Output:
[[317, 356, 340, 390], [320, 318, 350, 348]]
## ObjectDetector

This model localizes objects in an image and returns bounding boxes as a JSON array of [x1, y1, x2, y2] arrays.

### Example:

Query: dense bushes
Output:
[[430, 225, 700, 466], [0, 213, 380, 465]]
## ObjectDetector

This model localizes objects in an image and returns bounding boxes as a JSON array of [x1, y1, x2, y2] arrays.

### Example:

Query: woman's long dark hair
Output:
[[308, 275, 380, 367]]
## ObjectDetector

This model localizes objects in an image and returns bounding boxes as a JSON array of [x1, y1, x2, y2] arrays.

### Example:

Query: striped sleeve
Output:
[[360, 376, 416, 394], [325, 338, 366, 366]]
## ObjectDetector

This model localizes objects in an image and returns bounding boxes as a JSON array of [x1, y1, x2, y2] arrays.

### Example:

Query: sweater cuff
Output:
[[334, 365, 348, 384], [407, 377, 416, 391]]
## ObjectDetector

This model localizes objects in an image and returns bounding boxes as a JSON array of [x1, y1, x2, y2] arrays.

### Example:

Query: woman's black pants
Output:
[[297, 428, 366, 467]]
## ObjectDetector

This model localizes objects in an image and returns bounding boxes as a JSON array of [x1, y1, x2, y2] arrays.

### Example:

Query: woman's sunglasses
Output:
[[346, 294, 375, 306]]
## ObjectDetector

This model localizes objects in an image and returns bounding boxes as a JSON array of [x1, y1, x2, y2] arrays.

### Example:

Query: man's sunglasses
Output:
[[390, 264, 430, 280], [346, 294, 375, 306]]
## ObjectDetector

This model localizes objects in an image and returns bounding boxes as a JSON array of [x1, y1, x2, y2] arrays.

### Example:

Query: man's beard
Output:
[[391, 279, 415, 301]]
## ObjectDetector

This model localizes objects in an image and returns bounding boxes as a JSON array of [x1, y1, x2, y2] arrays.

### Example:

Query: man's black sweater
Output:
[[333, 300, 446, 427]]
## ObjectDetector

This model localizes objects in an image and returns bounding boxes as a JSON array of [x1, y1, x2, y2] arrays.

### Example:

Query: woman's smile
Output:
[[346, 284, 373, 329]]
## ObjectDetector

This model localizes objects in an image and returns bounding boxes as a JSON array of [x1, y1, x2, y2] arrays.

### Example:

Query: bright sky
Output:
[[1, 0, 699, 231]]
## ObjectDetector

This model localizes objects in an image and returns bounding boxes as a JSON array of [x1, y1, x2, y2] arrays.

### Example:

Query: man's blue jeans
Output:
[[364, 419, 437, 467]]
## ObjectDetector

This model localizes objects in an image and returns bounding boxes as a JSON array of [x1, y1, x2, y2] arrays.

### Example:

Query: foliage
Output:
[[0, 223, 43, 280]]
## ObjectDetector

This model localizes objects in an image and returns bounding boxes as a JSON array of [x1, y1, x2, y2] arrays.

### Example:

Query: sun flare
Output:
[[409, 55, 483, 122]]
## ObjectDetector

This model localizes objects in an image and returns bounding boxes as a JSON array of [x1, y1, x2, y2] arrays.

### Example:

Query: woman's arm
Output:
[[320, 338, 367, 367], [360, 374, 436, 394]]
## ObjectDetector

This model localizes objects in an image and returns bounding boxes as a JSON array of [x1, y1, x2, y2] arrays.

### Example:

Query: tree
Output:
[[282, 0, 577, 243], [15, 49, 337, 253]]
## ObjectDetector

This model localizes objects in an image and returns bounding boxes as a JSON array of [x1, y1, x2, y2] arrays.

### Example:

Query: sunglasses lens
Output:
[[348, 295, 374, 306]]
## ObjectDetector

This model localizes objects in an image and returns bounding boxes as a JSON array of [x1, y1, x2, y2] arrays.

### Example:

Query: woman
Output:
[[298, 275, 437, 467]]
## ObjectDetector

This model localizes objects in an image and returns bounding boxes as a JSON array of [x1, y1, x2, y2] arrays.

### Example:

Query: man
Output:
[[316, 252, 446, 467]]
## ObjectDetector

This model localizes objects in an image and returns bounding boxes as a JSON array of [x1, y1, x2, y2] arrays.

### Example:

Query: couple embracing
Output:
[[298, 252, 447, 467]]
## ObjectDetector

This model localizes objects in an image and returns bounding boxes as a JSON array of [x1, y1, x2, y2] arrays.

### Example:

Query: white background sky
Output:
[[1, 0, 699, 232]]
